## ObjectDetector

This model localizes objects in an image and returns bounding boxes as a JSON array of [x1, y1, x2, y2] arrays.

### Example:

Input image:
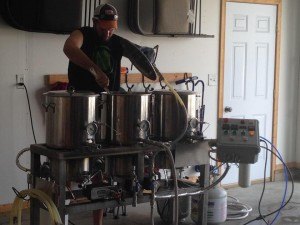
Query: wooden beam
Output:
[[218, 0, 227, 119], [46, 73, 192, 86], [275, 162, 300, 171], [0, 202, 29, 214], [46, 74, 68, 86], [271, 0, 282, 182], [120, 73, 192, 84]]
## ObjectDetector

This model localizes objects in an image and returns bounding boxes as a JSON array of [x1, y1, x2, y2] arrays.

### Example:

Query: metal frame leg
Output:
[[30, 151, 40, 225], [197, 164, 209, 225], [52, 159, 67, 225]]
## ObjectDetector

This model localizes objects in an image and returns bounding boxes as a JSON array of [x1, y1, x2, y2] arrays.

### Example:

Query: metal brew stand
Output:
[[29, 144, 209, 225]]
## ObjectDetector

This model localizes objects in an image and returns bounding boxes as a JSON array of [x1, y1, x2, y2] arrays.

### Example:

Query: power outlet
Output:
[[16, 74, 25, 89], [208, 74, 217, 86]]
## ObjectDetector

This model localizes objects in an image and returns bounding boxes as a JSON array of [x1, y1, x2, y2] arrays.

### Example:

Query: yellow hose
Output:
[[154, 67, 185, 107], [10, 189, 62, 225], [152, 65, 189, 225], [154, 65, 188, 143]]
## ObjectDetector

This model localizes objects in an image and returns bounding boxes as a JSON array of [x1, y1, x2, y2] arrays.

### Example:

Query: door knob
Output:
[[224, 106, 232, 113]]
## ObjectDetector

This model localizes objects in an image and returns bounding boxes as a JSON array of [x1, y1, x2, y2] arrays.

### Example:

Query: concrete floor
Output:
[[1, 179, 299, 225]]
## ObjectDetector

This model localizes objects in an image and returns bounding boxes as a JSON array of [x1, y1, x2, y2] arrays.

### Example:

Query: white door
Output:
[[222, 2, 277, 184]]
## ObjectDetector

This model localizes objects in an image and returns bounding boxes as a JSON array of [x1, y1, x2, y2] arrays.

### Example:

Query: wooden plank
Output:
[[0, 202, 29, 214], [46, 74, 68, 86], [271, 0, 282, 181], [46, 73, 192, 86], [275, 162, 298, 171], [120, 73, 192, 84], [218, 0, 227, 119]]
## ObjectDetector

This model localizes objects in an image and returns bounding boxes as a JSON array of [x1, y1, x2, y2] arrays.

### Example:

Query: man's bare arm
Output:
[[63, 30, 109, 88]]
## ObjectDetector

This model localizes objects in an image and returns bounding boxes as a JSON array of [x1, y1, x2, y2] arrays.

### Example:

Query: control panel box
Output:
[[216, 118, 260, 164]]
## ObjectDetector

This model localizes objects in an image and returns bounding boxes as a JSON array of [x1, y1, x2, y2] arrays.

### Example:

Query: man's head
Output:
[[93, 4, 118, 42]]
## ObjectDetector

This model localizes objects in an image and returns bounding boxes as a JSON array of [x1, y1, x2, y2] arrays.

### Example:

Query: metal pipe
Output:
[[155, 188, 204, 199], [194, 0, 198, 34], [132, 166, 138, 207]]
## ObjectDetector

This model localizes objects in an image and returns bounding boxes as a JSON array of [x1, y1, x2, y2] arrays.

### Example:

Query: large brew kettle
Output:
[[43, 91, 99, 149], [99, 92, 151, 145], [151, 90, 197, 141]]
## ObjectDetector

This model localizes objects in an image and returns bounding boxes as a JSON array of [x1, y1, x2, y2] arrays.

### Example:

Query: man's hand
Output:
[[89, 67, 110, 88]]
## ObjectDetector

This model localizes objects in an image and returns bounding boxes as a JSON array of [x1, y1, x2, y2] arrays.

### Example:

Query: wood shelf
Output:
[[46, 72, 192, 86]]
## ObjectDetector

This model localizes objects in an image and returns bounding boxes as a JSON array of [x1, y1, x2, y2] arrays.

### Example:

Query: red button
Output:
[[249, 131, 255, 136]]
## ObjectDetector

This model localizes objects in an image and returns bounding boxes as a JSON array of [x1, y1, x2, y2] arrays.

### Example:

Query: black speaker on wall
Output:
[[0, 0, 82, 34]]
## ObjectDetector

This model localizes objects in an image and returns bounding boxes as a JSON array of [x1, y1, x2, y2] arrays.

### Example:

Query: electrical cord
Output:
[[243, 146, 294, 225], [16, 148, 31, 172], [210, 163, 224, 175], [202, 122, 210, 133], [17, 83, 37, 144], [208, 148, 219, 162], [24, 84, 37, 144], [266, 149, 294, 221], [227, 196, 253, 220], [260, 137, 289, 225], [261, 138, 289, 225], [257, 140, 269, 225]]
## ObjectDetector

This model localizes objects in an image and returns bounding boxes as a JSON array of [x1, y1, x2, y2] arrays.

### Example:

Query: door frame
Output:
[[218, 0, 282, 181]]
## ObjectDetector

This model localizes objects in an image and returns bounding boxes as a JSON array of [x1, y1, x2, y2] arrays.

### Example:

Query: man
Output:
[[63, 3, 157, 225], [64, 3, 123, 93], [63, 3, 123, 225]]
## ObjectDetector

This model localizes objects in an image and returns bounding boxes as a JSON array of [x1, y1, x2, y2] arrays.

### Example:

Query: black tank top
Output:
[[68, 27, 123, 93]]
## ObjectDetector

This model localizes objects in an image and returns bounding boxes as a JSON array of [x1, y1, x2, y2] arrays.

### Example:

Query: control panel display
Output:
[[216, 118, 260, 164]]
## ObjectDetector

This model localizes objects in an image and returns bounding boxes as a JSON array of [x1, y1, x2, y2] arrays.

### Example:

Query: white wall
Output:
[[279, 0, 300, 164], [0, 21, 69, 204], [0, 0, 299, 205], [293, 1, 300, 164]]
